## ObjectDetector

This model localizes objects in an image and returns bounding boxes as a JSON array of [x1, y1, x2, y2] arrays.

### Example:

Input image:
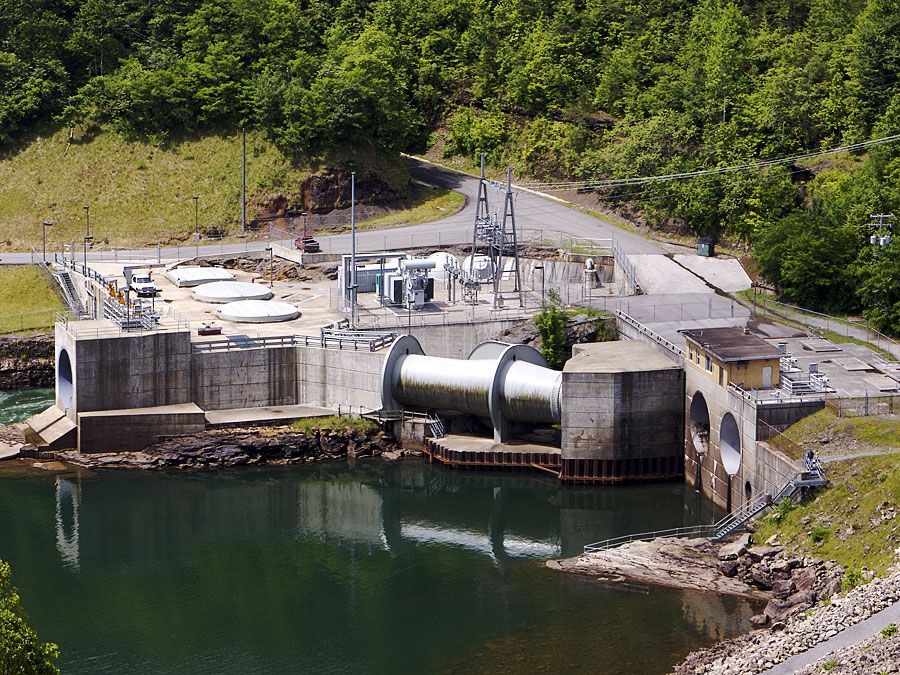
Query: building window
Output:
[[705, 355, 712, 372], [718, 367, 723, 385]]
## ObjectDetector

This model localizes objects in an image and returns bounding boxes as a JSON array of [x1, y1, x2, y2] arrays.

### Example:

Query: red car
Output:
[[294, 237, 321, 253]]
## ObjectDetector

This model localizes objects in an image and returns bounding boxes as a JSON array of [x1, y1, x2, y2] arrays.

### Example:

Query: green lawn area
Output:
[[0, 266, 64, 334], [321, 184, 465, 233]]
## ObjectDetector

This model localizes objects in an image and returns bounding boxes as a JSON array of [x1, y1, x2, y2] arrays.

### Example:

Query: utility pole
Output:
[[84, 205, 90, 238], [868, 213, 893, 253], [350, 171, 357, 328], [241, 128, 247, 234]]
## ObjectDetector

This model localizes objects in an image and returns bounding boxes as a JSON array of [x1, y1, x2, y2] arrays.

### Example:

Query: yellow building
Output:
[[682, 327, 782, 390]]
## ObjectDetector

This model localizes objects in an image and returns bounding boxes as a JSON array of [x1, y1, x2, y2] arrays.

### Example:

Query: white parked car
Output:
[[129, 273, 160, 297]]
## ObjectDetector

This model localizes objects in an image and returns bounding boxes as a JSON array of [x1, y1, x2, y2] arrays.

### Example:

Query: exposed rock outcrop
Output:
[[0, 334, 54, 389], [53, 425, 402, 470], [674, 565, 900, 674]]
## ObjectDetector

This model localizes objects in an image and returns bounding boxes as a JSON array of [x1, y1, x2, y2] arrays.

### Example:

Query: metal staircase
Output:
[[583, 467, 827, 553], [52, 269, 87, 317], [429, 416, 446, 439]]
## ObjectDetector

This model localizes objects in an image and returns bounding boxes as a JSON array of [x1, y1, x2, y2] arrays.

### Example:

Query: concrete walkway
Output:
[[204, 405, 333, 428], [763, 599, 900, 674]]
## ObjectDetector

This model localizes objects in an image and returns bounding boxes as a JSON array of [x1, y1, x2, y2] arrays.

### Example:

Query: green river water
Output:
[[0, 391, 758, 674]]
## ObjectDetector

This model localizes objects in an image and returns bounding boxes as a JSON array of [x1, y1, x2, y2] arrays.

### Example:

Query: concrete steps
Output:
[[24, 405, 77, 450]]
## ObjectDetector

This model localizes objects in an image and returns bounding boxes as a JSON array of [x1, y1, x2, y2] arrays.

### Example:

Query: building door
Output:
[[762, 366, 772, 389]]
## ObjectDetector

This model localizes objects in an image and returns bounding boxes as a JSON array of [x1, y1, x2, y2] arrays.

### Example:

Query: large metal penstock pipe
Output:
[[499, 360, 561, 423], [394, 355, 494, 418], [384, 338, 561, 425]]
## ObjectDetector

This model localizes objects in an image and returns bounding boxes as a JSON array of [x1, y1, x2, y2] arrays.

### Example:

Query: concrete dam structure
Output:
[[31, 317, 686, 484]]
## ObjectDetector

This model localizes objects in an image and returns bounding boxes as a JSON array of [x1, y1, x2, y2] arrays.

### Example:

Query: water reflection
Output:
[[54, 476, 80, 571], [0, 460, 751, 675]]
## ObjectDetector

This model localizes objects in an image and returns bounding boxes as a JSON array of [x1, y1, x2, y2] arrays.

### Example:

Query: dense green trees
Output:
[[0, 560, 59, 673], [1, 0, 898, 330]]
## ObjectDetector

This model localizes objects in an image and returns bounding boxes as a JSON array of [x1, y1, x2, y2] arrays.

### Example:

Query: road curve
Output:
[[0, 157, 661, 264]]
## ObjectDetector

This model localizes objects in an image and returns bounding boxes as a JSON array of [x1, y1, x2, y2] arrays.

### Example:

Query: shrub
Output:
[[770, 498, 797, 523], [810, 524, 830, 542]]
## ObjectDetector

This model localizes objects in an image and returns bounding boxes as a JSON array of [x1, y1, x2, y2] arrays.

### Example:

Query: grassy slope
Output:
[[768, 408, 900, 460], [0, 128, 310, 250], [755, 409, 900, 579], [0, 129, 466, 251], [0, 267, 64, 334]]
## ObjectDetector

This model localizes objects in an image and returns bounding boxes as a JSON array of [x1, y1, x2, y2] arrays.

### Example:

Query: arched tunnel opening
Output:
[[688, 392, 710, 454], [57, 348, 73, 412], [720, 412, 742, 475]]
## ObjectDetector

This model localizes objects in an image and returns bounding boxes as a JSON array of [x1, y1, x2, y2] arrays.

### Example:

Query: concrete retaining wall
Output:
[[685, 365, 805, 510], [404, 318, 530, 358], [191, 346, 298, 410], [77, 404, 205, 453], [296, 346, 384, 412]]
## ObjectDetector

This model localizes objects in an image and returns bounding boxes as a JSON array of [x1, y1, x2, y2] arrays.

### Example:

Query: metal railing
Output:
[[192, 330, 397, 353], [826, 393, 900, 417], [518, 228, 613, 256], [727, 381, 820, 405], [749, 295, 900, 360], [615, 310, 684, 356], [613, 241, 641, 295], [0, 308, 74, 334], [583, 471, 817, 552]]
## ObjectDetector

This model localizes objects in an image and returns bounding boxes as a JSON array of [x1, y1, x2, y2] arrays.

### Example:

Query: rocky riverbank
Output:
[[674, 562, 900, 674], [52, 425, 403, 470], [0, 334, 53, 389]]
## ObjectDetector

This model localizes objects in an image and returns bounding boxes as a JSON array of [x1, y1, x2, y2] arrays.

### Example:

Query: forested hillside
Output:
[[2, 0, 899, 332]]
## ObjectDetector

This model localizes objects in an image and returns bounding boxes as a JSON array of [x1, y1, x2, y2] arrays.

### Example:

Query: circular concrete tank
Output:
[[720, 412, 742, 475], [689, 392, 711, 454], [215, 300, 300, 323], [192, 281, 274, 303]]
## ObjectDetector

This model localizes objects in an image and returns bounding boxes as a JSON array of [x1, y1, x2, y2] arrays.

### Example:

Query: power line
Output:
[[519, 130, 900, 192]]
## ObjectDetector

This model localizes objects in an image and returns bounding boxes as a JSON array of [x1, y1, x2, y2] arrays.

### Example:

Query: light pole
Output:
[[42, 221, 53, 263], [83, 235, 93, 266], [193, 195, 199, 258], [83, 205, 90, 238], [268, 245, 274, 288]]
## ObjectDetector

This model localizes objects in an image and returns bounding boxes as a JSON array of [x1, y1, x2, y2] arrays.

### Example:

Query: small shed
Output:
[[697, 236, 715, 257]]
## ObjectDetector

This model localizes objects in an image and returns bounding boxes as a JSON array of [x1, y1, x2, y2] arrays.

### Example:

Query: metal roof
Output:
[[681, 327, 783, 362]]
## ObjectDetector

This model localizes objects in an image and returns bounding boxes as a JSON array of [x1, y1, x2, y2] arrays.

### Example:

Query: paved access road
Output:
[[0, 157, 662, 265], [763, 599, 900, 675]]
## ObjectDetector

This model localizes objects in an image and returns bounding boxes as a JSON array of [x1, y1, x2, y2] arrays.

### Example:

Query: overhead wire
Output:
[[517, 130, 900, 192]]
